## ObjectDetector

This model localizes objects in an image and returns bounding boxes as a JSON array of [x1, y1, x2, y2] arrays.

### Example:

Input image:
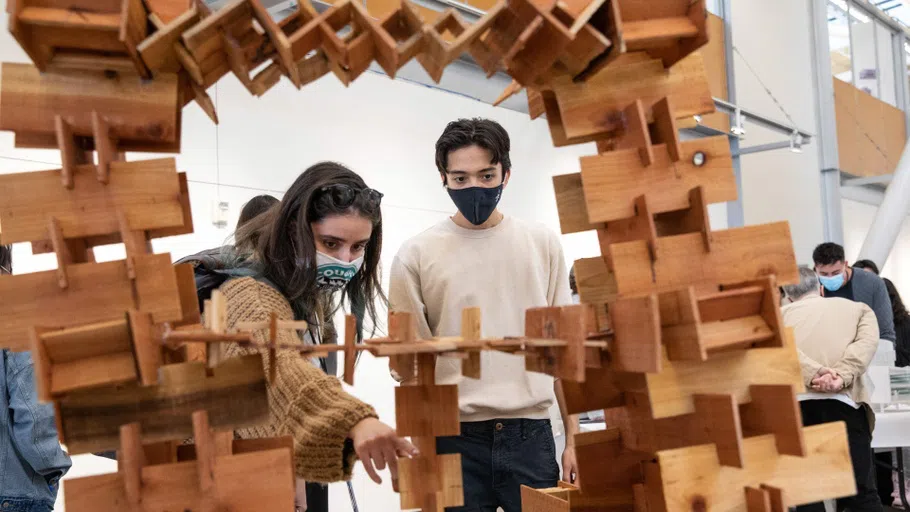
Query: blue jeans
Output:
[[436, 419, 559, 512], [0, 498, 54, 512]]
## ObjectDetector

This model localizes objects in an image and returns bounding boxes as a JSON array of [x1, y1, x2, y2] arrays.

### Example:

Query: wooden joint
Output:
[[47, 217, 71, 289], [128, 310, 162, 386], [343, 314, 357, 385], [654, 186, 712, 252], [614, 99, 654, 166], [119, 422, 146, 507], [91, 111, 117, 184], [660, 286, 707, 361], [693, 393, 744, 467], [609, 294, 661, 373], [192, 410, 216, 493], [740, 384, 806, 457], [598, 194, 658, 270], [460, 307, 482, 379], [651, 97, 681, 161], [759, 484, 786, 512]]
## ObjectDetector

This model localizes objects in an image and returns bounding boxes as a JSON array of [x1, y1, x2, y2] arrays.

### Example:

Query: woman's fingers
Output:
[[357, 445, 382, 484]]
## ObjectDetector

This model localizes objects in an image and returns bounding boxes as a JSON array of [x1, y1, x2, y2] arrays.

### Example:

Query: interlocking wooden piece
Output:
[[461, 307, 482, 379], [693, 393, 744, 467], [399, 453, 464, 510], [597, 194, 659, 268], [745, 487, 773, 512], [0, 63, 180, 151], [395, 384, 460, 437], [58, 355, 268, 454], [573, 428, 647, 496], [740, 384, 806, 457], [609, 294, 661, 373], [343, 314, 357, 385]]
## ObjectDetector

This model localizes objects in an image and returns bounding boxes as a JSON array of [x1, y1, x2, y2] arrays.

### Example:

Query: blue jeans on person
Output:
[[0, 497, 54, 512], [436, 418, 560, 512]]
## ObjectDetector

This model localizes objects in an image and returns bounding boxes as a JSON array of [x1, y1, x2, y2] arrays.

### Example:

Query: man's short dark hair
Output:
[[435, 118, 511, 176], [812, 242, 846, 266], [237, 195, 279, 229], [854, 259, 880, 275]]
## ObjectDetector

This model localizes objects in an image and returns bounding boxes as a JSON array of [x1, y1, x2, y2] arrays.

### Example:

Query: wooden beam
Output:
[[395, 384, 460, 437], [461, 307, 482, 379], [609, 294, 661, 373], [693, 393, 744, 467]]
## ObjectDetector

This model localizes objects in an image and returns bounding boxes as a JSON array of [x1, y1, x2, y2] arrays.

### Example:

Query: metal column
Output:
[[809, 0, 844, 245], [720, 0, 744, 228], [858, 139, 910, 267]]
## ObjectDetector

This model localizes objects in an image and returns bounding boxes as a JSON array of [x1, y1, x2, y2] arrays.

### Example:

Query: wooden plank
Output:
[[139, 5, 200, 73], [557, 305, 587, 382], [395, 384, 460, 437], [745, 487, 772, 512], [560, 366, 643, 415], [546, 52, 713, 144], [609, 294, 661, 373], [573, 257, 618, 305], [42, 318, 131, 363], [623, 17, 698, 48], [520, 485, 570, 512], [657, 423, 854, 510], [146, 0, 193, 23], [700, 315, 774, 353], [609, 222, 799, 296], [660, 287, 706, 361], [0, 158, 183, 244], [579, 136, 734, 223], [740, 384, 805, 457], [614, 99, 654, 165], [553, 172, 599, 235], [573, 428, 646, 495], [47, 217, 70, 289], [54, 115, 85, 189], [698, 286, 763, 323], [0, 63, 180, 145], [597, 194, 658, 267], [652, 96, 682, 161], [128, 310, 163, 386], [644, 329, 803, 419], [52, 351, 137, 395], [0, 254, 180, 351], [174, 262, 202, 327], [461, 307, 482, 379], [693, 393, 744, 467], [58, 355, 268, 454], [343, 314, 357, 385], [65, 448, 294, 510], [399, 454, 463, 509]]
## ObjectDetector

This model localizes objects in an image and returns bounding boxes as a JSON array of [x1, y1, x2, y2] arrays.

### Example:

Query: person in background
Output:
[[813, 242, 895, 344], [884, 278, 910, 368], [855, 259, 881, 275], [390, 118, 578, 512], [208, 164, 418, 510], [782, 266, 881, 512], [1, 244, 72, 511]]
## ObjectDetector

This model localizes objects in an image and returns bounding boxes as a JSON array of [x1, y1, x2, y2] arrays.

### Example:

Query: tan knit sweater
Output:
[[220, 277, 377, 482]]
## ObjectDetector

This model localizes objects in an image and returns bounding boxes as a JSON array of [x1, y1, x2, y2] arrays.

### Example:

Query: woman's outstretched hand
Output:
[[350, 418, 420, 484]]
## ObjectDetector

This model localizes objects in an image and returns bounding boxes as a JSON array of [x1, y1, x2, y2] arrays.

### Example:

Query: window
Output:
[[828, 0, 853, 83]]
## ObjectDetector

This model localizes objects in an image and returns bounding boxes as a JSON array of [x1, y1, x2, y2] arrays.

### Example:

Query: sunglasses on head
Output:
[[319, 183, 383, 212]]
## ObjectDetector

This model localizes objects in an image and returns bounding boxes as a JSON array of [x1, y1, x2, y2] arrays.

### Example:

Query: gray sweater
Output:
[[826, 268, 896, 342]]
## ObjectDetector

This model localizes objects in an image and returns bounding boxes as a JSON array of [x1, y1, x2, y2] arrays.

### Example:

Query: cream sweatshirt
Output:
[[389, 215, 572, 422]]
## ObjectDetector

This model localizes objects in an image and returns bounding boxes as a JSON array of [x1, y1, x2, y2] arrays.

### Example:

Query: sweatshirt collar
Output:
[[442, 215, 511, 239]]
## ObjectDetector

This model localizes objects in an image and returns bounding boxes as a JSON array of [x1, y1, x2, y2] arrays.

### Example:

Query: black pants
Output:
[[796, 400, 882, 512], [304, 482, 328, 512]]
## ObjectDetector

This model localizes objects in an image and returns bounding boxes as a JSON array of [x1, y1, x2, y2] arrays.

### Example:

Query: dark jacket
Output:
[[1, 350, 71, 506], [847, 267, 897, 342]]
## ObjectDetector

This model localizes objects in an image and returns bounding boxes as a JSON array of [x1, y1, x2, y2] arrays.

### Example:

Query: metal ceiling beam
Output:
[[713, 98, 814, 141], [842, 174, 894, 186]]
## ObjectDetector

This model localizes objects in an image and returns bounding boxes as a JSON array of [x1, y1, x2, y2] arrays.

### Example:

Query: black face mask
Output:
[[447, 184, 503, 225]]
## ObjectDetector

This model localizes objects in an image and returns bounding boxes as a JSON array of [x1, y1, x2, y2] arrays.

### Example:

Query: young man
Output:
[[389, 118, 578, 511], [782, 266, 881, 512], [1, 245, 72, 511], [812, 242, 895, 343]]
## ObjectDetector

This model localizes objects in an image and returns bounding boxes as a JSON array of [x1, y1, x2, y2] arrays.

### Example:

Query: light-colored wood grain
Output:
[[645, 329, 803, 418], [573, 257, 618, 305], [546, 52, 713, 144], [0, 158, 183, 244], [58, 354, 268, 454], [610, 222, 799, 297], [700, 315, 774, 353], [0, 63, 180, 146], [395, 384, 460, 437], [657, 423, 853, 510], [65, 447, 294, 510], [42, 318, 131, 363], [553, 172, 600, 235], [693, 393, 743, 467], [610, 294, 661, 373], [623, 17, 698, 48], [580, 136, 734, 223]]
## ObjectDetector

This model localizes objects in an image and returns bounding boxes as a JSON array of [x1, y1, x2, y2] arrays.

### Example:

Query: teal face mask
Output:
[[819, 273, 845, 292]]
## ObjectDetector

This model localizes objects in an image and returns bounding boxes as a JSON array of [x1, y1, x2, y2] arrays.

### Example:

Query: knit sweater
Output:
[[219, 277, 377, 482]]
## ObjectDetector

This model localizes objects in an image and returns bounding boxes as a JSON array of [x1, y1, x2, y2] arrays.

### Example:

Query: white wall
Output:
[[843, 198, 910, 298], [731, 0, 826, 264]]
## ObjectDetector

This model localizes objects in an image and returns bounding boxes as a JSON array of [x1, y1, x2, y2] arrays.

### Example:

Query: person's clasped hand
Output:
[[349, 418, 420, 484], [810, 367, 845, 393]]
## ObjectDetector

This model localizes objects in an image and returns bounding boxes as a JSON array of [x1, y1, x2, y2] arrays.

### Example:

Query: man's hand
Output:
[[562, 444, 578, 484], [350, 418, 420, 484], [294, 478, 308, 512]]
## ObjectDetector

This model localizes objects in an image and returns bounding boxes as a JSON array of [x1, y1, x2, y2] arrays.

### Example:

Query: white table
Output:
[[873, 409, 910, 509]]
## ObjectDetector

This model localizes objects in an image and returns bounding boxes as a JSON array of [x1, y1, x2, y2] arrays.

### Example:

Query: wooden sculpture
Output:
[[0, 0, 856, 510]]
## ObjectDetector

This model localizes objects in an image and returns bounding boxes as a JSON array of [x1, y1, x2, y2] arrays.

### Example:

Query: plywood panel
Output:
[[657, 423, 855, 509], [579, 136, 735, 223], [610, 222, 798, 297], [0, 158, 183, 244], [644, 329, 803, 418], [833, 77, 904, 178]]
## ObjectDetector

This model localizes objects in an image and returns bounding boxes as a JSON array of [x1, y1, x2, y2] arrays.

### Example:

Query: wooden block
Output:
[[553, 172, 599, 235], [623, 17, 698, 49], [58, 355, 268, 454], [644, 331, 803, 419], [615, 99, 654, 165], [597, 195, 658, 266], [460, 307, 482, 379], [65, 447, 294, 511], [579, 136, 734, 224], [651, 96, 681, 161], [174, 263, 202, 327], [609, 294, 661, 373], [395, 385, 460, 437], [520, 485, 570, 511], [139, 6, 200, 73], [654, 186, 713, 253], [28, 327, 54, 402], [146, 0, 193, 24], [47, 217, 70, 289], [399, 453, 463, 510], [745, 487, 772, 512], [761, 484, 786, 512], [389, 311, 416, 342], [573, 428, 646, 495], [52, 351, 137, 396], [192, 410, 216, 492], [0, 254, 181, 351], [0, 63, 180, 147], [693, 393, 744, 467], [560, 366, 642, 415], [660, 287, 706, 361], [610, 223, 799, 297], [573, 257, 618, 306], [740, 384, 805, 457], [720, 276, 785, 349], [119, 422, 145, 507], [54, 115, 88, 189], [343, 314, 357, 385], [545, 52, 713, 144], [557, 305, 587, 382], [0, 158, 183, 244], [657, 423, 853, 510], [524, 306, 562, 375], [128, 310, 162, 386]]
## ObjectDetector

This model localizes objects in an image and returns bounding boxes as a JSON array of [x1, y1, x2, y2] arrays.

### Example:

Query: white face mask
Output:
[[314, 251, 364, 291]]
